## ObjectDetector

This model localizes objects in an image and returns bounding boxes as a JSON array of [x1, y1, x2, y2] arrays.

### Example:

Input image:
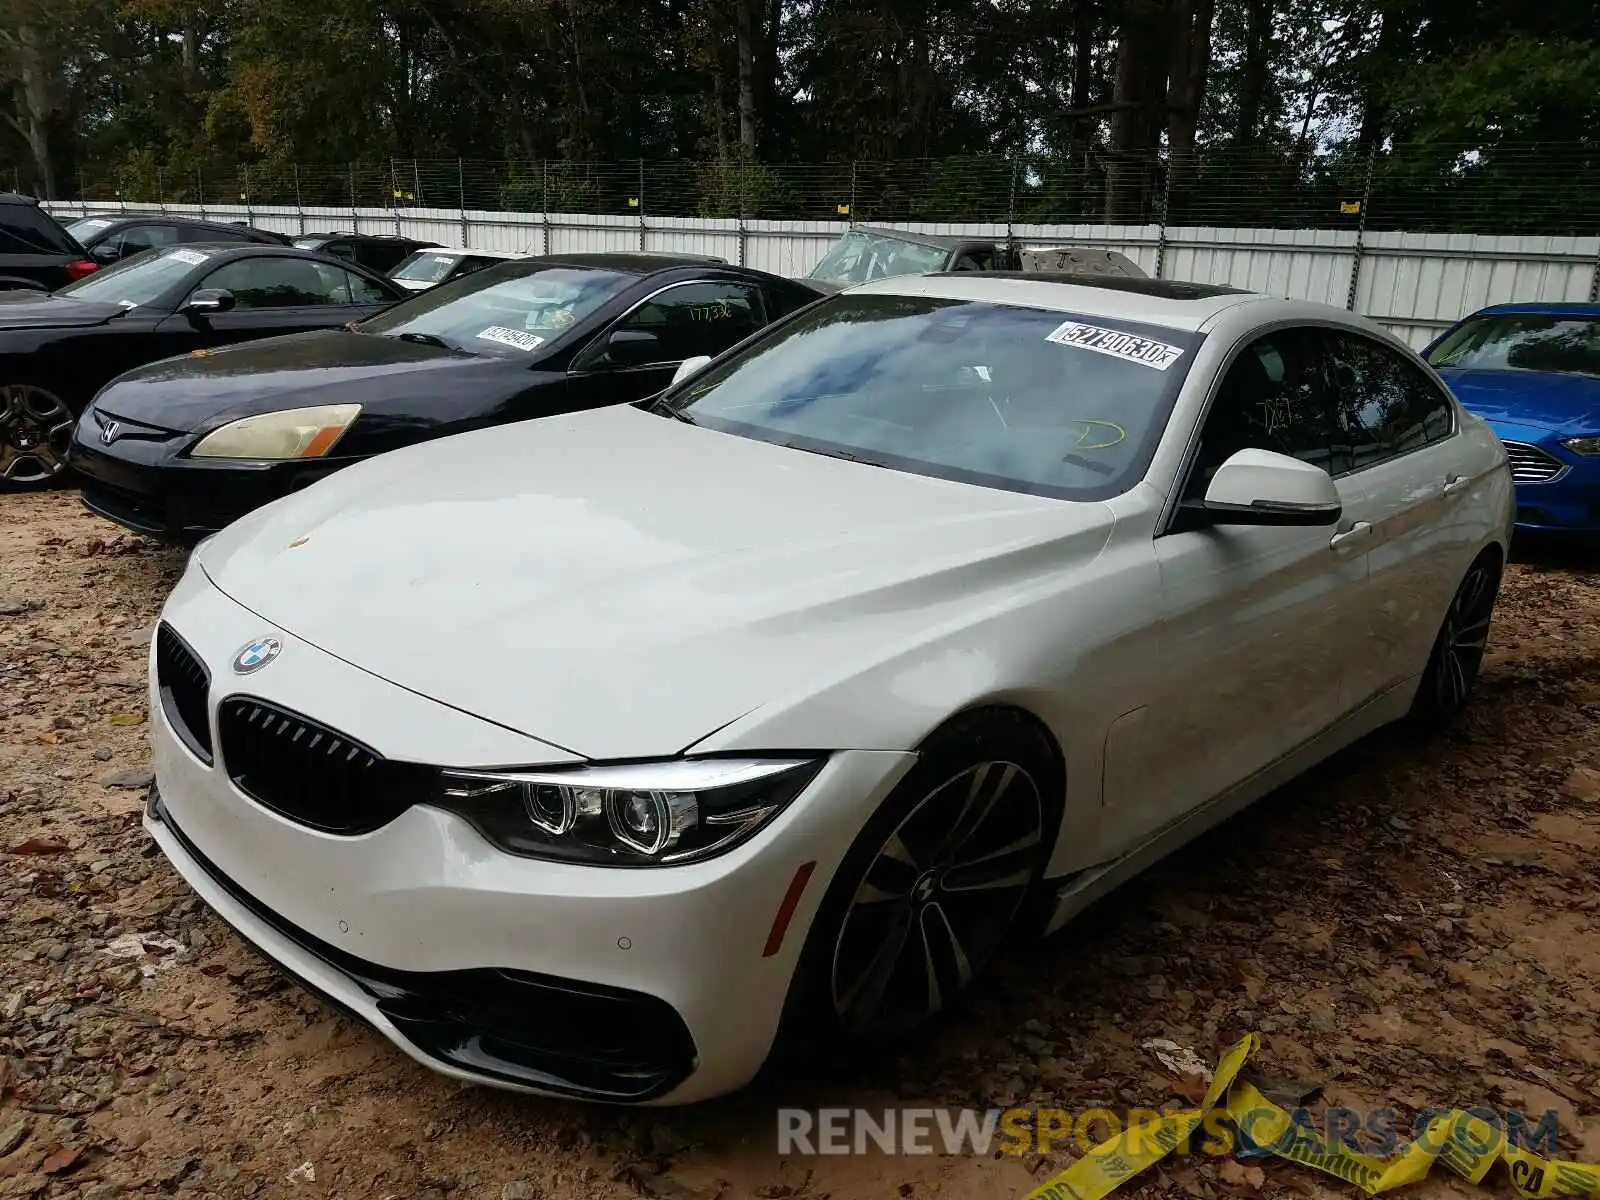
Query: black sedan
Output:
[[70, 253, 823, 542], [0, 244, 406, 489], [62, 214, 287, 266]]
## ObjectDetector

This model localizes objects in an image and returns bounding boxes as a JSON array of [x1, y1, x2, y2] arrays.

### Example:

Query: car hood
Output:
[[93, 329, 525, 431], [197, 404, 1113, 760], [1437, 367, 1600, 436], [0, 292, 126, 330]]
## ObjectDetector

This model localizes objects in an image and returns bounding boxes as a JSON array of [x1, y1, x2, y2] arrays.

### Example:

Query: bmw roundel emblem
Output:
[[232, 636, 282, 674]]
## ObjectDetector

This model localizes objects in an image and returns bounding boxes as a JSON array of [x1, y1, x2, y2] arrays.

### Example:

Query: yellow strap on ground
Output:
[[1023, 1034, 1600, 1200]]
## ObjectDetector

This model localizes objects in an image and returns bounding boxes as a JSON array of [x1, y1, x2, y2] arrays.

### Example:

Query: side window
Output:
[[1185, 328, 1331, 499], [0, 205, 76, 254], [1322, 331, 1455, 473], [340, 268, 391, 305], [611, 281, 765, 363], [112, 224, 180, 258], [181, 224, 244, 244], [324, 240, 358, 264], [449, 256, 492, 281], [194, 257, 349, 308]]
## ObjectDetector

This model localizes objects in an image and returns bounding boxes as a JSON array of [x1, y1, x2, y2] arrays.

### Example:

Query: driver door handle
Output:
[[1442, 474, 1470, 496], [1329, 521, 1372, 550]]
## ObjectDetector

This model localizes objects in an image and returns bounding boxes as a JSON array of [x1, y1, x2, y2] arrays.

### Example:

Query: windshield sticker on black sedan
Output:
[[475, 325, 545, 352], [167, 249, 212, 266], [1044, 320, 1185, 370]]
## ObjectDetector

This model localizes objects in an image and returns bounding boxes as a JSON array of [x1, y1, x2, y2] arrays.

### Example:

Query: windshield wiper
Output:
[[393, 331, 462, 351], [778, 440, 885, 469]]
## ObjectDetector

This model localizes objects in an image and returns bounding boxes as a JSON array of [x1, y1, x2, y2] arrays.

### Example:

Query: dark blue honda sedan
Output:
[[1424, 302, 1600, 533]]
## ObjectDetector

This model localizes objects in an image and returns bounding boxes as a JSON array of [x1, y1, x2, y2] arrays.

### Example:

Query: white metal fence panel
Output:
[[45, 200, 1599, 349]]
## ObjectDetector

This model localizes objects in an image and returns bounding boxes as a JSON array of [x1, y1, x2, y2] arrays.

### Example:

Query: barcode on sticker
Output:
[[1045, 321, 1184, 370], [167, 249, 211, 266], [475, 325, 545, 352]]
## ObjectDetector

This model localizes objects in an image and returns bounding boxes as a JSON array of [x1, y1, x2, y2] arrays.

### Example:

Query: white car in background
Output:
[[387, 246, 529, 291], [143, 274, 1512, 1104]]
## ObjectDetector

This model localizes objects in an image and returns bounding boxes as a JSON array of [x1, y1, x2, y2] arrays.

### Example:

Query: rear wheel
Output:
[[1410, 552, 1501, 730], [0, 383, 74, 490], [788, 712, 1058, 1048]]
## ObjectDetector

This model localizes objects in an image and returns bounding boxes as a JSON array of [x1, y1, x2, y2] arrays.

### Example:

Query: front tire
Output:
[[1410, 551, 1502, 730], [0, 382, 75, 491], [789, 712, 1059, 1048]]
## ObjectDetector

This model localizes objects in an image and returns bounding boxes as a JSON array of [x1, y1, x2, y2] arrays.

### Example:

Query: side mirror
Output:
[[671, 355, 712, 386], [603, 328, 661, 365], [90, 244, 120, 264], [181, 288, 236, 316], [1197, 448, 1341, 526]]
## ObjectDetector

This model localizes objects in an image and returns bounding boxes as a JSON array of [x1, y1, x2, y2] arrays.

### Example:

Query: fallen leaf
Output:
[[35, 730, 61, 745], [41, 1145, 83, 1175], [108, 713, 145, 726], [1170, 1073, 1210, 1104], [1218, 1161, 1266, 1190], [7, 837, 69, 855]]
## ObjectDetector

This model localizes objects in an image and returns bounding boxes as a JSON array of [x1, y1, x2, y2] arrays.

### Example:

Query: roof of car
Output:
[[299, 232, 435, 244], [1474, 302, 1600, 318], [537, 252, 763, 275], [848, 272, 1266, 330], [416, 247, 526, 260]]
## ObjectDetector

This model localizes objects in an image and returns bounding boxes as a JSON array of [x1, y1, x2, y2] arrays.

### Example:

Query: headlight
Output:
[[435, 757, 824, 866], [190, 403, 361, 459], [1560, 436, 1600, 456]]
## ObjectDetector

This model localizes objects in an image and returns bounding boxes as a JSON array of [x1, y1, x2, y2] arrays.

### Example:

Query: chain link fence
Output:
[[25, 143, 1596, 235]]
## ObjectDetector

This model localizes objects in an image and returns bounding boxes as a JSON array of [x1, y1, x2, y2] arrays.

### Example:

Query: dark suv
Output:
[[0, 194, 99, 291], [291, 232, 442, 274], [61, 215, 287, 266]]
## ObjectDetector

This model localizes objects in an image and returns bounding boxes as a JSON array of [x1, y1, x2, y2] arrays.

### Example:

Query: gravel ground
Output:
[[3, 489, 1600, 1200]]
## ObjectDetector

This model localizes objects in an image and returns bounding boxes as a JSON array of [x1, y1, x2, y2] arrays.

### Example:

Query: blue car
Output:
[[1423, 302, 1600, 533]]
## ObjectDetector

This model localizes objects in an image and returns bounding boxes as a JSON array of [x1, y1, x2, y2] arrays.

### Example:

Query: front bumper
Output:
[[1486, 423, 1600, 533], [68, 406, 350, 543], [143, 562, 913, 1103]]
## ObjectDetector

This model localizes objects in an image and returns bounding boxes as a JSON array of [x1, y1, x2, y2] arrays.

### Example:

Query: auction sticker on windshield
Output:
[[475, 325, 545, 352], [167, 249, 212, 266], [1045, 320, 1185, 370]]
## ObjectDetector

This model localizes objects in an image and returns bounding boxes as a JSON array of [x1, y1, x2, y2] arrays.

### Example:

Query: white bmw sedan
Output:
[[144, 274, 1512, 1104]]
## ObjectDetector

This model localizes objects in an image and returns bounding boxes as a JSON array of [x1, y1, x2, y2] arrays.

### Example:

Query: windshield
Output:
[[55, 245, 217, 308], [357, 262, 629, 355], [290, 236, 330, 250], [391, 250, 465, 283], [666, 295, 1200, 500], [808, 231, 950, 285], [65, 217, 113, 242], [1428, 314, 1600, 379]]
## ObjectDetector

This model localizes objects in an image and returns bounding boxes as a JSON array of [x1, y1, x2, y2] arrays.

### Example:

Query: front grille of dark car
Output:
[[155, 623, 212, 763], [217, 698, 428, 834], [1502, 441, 1567, 484]]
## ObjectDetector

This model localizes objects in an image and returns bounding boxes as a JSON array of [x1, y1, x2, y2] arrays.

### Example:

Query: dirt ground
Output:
[[3, 489, 1600, 1200]]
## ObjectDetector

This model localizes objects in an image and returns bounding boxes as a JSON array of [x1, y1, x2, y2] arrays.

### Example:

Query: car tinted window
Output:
[[669, 294, 1201, 501], [1186, 328, 1332, 497], [110, 224, 180, 258], [1427, 313, 1600, 379], [340, 267, 392, 305], [197, 256, 353, 308], [56, 245, 216, 307], [358, 263, 630, 356], [610, 281, 765, 363], [1322, 331, 1454, 472], [452, 256, 502, 279], [0, 204, 78, 254]]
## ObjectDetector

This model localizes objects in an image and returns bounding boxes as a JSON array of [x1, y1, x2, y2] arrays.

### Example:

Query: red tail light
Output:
[[64, 259, 98, 282]]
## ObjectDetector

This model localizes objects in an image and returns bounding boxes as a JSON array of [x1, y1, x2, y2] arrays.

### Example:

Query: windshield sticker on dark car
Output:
[[167, 249, 212, 267], [1045, 320, 1185, 370], [475, 325, 545, 352]]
